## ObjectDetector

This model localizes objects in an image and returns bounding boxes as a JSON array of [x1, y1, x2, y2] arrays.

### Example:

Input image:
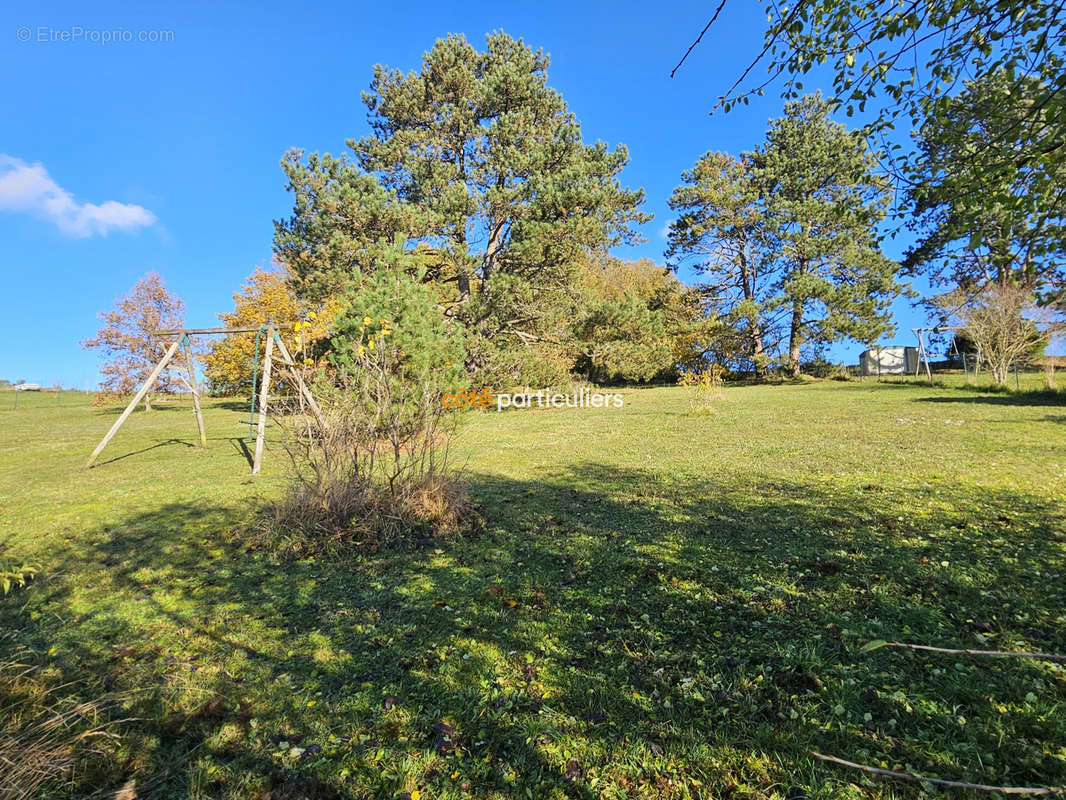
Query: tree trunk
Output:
[[143, 393, 152, 412], [483, 215, 505, 285], [751, 323, 767, 380], [787, 300, 804, 377], [991, 360, 1009, 385], [737, 245, 766, 379]]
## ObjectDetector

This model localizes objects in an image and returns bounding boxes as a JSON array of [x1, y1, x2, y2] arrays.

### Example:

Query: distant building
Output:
[[860, 346, 918, 376], [14, 383, 42, 391]]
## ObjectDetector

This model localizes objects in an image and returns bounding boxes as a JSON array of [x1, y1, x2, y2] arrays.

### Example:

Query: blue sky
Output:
[[1, 0, 937, 387]]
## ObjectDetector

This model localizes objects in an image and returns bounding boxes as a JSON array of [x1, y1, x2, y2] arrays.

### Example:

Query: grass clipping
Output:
[[260, 352, 476, 557]]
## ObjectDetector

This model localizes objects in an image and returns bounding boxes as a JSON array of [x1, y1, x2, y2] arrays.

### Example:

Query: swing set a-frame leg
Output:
[[251, 326, 275, 475], [181, 336, 207, 449], [85, 338, 183, 468], [271, 334, 325, 427]]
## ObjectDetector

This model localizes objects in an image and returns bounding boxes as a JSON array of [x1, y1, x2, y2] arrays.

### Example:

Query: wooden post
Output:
[[251, 326, 275, 475], [181, 336, 207, 449], [85, 339, 182, 468]]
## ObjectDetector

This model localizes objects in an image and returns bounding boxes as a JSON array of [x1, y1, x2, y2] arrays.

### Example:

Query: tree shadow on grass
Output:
[[227, 436, 255, 468], [4, 467, 1066, 798], [914, 388, 1066, 407], [91, 437, 198, 466], [211, 399, 254, 412]]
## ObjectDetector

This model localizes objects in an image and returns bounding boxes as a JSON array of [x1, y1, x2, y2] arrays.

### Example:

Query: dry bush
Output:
[[259, 336, 476, 557], [678, 364, 725, 415], [91, 391, 123, 408], [0, 659, 124, 799]]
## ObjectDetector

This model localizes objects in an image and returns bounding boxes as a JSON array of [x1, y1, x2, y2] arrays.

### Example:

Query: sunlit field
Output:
[[2, 379, 1064, 799]]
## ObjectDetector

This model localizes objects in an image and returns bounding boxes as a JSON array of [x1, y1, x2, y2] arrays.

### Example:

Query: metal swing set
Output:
[[84, 324, 322, 474]]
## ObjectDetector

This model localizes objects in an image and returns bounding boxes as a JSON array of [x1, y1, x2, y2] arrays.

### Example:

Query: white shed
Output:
[[860, 346, 918, 376]]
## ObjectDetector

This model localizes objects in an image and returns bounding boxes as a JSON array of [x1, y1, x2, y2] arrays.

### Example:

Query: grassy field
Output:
[[1, 379, 1064, 799]]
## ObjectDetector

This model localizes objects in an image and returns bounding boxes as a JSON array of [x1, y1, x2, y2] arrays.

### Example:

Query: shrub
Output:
[[1, 562, 38, 595], [678, 364, 724, 415], [262, 316, 476, 557], [327, 243, 465, 384], [91, 391, 123, 408]]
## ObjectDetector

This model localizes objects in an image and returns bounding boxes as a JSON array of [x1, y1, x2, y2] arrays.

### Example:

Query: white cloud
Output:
[[658, 218, 675, 240], [0, 155, 156, 237]]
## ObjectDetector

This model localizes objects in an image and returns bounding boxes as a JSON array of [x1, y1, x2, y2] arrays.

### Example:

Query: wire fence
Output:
[[845, 359, 1055, 392]]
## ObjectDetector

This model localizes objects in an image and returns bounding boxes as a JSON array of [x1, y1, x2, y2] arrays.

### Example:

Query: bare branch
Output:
[[812, 752, 1066, 795], [670, 0, 729, 79]]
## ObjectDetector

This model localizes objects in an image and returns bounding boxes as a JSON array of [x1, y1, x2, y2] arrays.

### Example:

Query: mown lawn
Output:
[[1, 379, 1064, 799]]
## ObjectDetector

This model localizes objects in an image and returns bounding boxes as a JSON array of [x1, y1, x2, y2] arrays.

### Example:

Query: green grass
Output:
[[1, 380, 1064, 799]]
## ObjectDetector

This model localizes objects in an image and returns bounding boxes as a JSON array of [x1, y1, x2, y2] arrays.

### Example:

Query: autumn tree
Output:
[[667, 152, 779, 377], [203, 264, 337, 395], [754, 94, 904, 376], [275, 31, 650, 382], [573, 255, 711, 383], [82, 273, 185, 410]]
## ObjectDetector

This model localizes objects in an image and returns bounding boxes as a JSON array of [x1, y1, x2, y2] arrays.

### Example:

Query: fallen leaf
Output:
[[564, 757, 583, 781]]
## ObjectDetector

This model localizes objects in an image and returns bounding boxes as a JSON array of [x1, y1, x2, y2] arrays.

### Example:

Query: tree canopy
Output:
[[669, 94, 904, 376], [81, 273, 185, 409], [904, 71, 1066, 305], [573, 256, 711, 383], [275, 31, 650, 383], [677, 1, 1066, 305]]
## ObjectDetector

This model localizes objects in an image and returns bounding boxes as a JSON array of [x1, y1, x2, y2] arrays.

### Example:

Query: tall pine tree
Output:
[[275, 32, 650, 381], [666, 152, 779, 377], [754, 94, 904, 376]]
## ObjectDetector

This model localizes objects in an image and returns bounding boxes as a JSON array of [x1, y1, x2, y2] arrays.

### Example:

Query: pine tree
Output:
[[753, 94, 904, 376], [667, 152, 779, 377], [275, 32, 650, 381]]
